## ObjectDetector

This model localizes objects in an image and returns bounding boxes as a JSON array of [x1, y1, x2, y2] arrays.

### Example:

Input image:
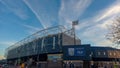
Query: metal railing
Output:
[[5, 25, 66, 54], [5, 25, 80, 58]]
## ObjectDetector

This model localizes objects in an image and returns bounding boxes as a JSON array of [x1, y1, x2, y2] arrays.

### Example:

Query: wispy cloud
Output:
[[23, 24, 40, 31], [0, 41, 17, 56], [0, 0, 29, 20], [0, 41, 16, 57], [96, 1, 120, 22], [77, 0, 120, 47], [23, 0, 46, 28], [80, 25, 113, 46], [59, 0, 92, 28], [0, 0, 47, 35], [76, 0, 120, 30], [22, 24, 41, 34], [23, 0, 58, 29], [58, 0, 116, 46], [0, 41, 16, 46]]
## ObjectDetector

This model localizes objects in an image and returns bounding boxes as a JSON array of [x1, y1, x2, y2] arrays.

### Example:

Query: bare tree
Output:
[[106, 17, 120, 45]]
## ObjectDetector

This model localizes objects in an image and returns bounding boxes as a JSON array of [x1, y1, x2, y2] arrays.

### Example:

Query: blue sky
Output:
[[0, 0, 120, 59]]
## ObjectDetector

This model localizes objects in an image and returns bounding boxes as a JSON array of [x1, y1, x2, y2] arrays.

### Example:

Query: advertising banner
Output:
[[68, 48, 85, 56], [63, 44, 91, 60]]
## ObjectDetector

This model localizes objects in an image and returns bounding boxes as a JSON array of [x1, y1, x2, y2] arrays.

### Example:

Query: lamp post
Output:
[[72, 20, 79, 45]]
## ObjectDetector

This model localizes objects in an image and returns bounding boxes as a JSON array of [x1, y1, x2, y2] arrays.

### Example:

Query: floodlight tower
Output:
[[72, 20, 79, 45]]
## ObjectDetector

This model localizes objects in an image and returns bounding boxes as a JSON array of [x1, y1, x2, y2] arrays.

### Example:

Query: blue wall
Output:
[[63, 44, 91, 61]]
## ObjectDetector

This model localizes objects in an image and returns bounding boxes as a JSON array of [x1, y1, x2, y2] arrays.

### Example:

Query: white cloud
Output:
[[77, 0, 120, 47], [0, 0, 29, 20], [94, 1, 120, 28], [58, 0, 119, 47], [80, 25, 113, 46], [99, 19, 113, 29], [23, 0, 58, 29], [22, 24, 41, 34], [96, 2, 120, 22], [23, 24, 40, 31], [59, 0, 92, 28], [0, 41, 16, 58], [23, 0, 46, 28], [76, 0, 120, 31], [0, 41, 16, 46]]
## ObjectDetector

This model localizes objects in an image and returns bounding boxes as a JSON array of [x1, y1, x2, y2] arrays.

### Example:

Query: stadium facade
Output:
[[5, 26, 120, 68]]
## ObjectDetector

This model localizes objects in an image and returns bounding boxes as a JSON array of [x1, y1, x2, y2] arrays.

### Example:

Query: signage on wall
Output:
[[68, 47, 85, 56]]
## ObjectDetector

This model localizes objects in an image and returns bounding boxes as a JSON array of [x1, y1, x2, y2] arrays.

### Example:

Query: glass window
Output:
[[109, 52, 112, 56], [98, 52, 101, 55], [48, 54, 63, 61], [103, 52, 106, 55], [114, 52, 116, 56]]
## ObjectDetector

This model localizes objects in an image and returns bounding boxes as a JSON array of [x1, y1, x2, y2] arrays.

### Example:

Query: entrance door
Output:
[[63, 60, 83, 68], [47, 60, 63, 68], [37, 62, 47, 68]]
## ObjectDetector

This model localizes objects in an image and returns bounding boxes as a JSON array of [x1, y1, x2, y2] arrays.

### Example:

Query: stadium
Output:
[[5, 25, 120, 68]]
